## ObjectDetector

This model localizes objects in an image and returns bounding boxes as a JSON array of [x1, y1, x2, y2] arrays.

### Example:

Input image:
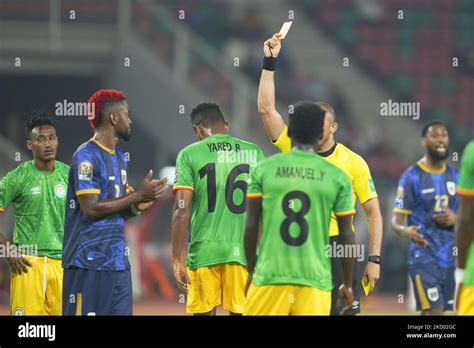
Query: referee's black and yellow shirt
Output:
[[273, 126, 378, 237]]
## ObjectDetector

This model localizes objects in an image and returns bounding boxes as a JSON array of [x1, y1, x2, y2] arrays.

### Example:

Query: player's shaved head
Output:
[[190, 102, 226, 127], [315, 102, 336, 122], [288, 100, 325, 145], [421, 120, 447, 137]]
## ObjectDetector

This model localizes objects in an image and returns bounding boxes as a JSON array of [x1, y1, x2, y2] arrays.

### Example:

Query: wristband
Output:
[[262, 57, 277, 71], [130, 204, 141, 216], [368, 255, 381, 264], [456, 268, 465, 284]]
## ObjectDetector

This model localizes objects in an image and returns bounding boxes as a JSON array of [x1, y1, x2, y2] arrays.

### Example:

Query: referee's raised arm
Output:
[[258, 33, 287, 143]]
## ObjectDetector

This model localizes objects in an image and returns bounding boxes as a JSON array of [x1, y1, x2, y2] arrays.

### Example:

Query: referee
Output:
[[256, 33, 383, 315]]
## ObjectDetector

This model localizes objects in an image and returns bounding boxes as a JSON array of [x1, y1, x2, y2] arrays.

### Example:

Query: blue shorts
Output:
[[62, 268, 132, 316], [408, 263, 454, 312]]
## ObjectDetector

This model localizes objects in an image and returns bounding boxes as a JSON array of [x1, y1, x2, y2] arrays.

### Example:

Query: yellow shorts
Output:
[[186, 263, 247, 314], [458, 285, 474, 315], [244, 282, 331, 316], [10, 255, 63, 316]]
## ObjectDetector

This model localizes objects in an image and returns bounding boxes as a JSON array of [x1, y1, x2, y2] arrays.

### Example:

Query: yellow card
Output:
[[362, 277, 371, 296]]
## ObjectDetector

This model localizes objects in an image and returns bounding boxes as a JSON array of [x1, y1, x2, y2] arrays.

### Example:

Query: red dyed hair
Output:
[[87, 89, 126, 129]]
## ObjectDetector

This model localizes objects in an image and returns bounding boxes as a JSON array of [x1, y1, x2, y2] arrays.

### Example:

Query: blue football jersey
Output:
[[393, 161, 459, 268], [62, 139, 130, 271]]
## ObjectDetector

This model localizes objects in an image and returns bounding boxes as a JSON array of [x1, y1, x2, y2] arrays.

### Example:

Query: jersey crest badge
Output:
[[427, 287, 439, 302], [55, 184, 66, 198]]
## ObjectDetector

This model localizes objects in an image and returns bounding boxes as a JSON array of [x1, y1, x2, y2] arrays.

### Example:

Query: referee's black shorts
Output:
[[329, 235, 362, 316]]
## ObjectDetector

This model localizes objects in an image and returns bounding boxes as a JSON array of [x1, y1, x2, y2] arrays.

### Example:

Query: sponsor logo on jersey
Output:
[[368, 178, 376, 193], [55, 184, 66, 198], [396, 186, 404, 198], [394, 197, 403, 209], [174, 166, 179, 185], [31, 187, 41, 195], [78, 161, 93, 181], [395, 188, 404, 209], [446, 181, 456, 196]]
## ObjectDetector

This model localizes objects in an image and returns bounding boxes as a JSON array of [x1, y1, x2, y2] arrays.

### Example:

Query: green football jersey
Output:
[[247, 148, 355, 290], [457, 140, 474, 285], [173, 133, 265, 269], [0, 160, 69, 259]]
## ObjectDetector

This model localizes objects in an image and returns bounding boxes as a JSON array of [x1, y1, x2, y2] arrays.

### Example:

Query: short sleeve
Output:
[[73, 149, 101, 196], [333, 172, 356, 216], [457, 141, 474, 196], [256, 146, 266, 163], [352, 155, 378, 204], [0, 171, 18, 212], [247, 162, 263, 199], [272, 126, 291, 153], [173, 149, 194, 193], [393, 170, 415, 215]]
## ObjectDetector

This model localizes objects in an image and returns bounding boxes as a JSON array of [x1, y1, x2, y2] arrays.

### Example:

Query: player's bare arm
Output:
[[243, 196, 262, 295], [0, 231, 32, 275], [77, 170, 167, 221], [258, 33, 287, 142], [391, 213, 428, 247], [171, 189, 193, 292], [361, 197, 383, 291], [336, 215, 355, 315], [455, 195, 474, 310]]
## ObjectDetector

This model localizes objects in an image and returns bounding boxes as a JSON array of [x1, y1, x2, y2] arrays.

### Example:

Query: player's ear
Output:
[[193, 124, 204, 140], [223, 120, 230, 132], [109, 113, 118, 127], [330, 122, 338, 134], [421, 137, 427, 148], [26, 139, 32, 151]]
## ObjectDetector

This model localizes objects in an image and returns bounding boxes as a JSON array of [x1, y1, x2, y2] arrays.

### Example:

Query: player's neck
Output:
[[317, 137, 336, 154], [208, 126, 228, 136], [93, 130, 118, 151], [293, 142, 316, 152], [422, 156, 445, 170], [34, 158, 55, 172]]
